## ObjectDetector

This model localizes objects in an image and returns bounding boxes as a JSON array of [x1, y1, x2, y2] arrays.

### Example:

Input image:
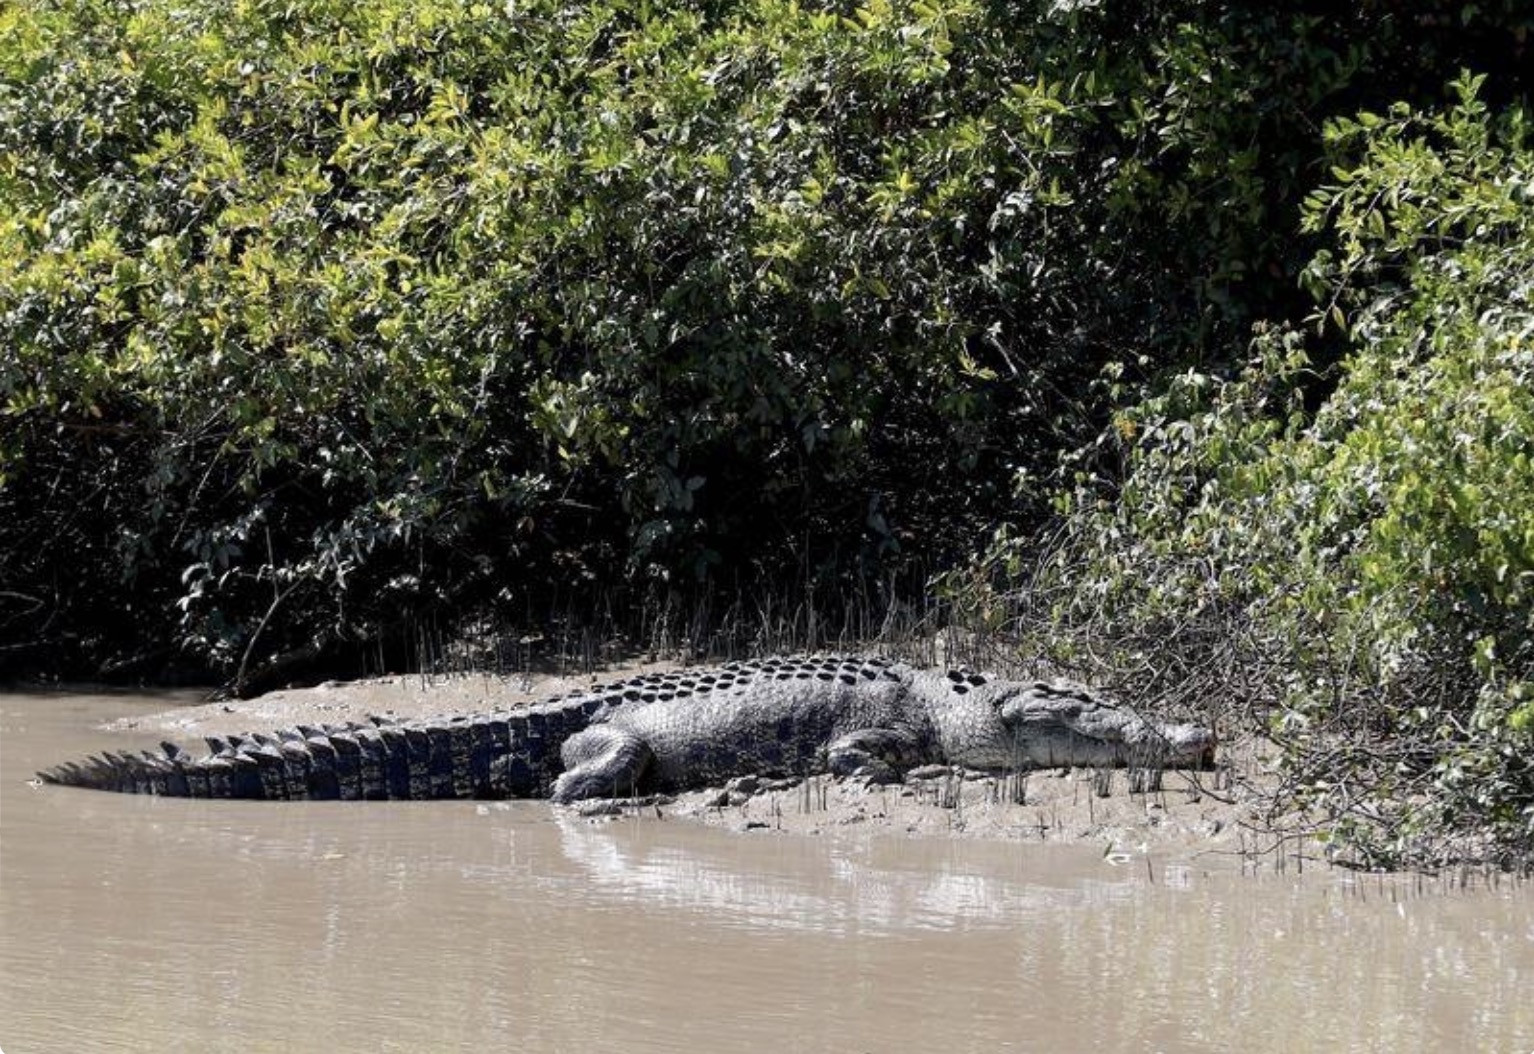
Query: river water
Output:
[[2, 690, 1532, 1053]]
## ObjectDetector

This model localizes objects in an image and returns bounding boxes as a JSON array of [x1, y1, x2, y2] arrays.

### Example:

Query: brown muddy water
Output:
[[2, 691, 1533, 1053]]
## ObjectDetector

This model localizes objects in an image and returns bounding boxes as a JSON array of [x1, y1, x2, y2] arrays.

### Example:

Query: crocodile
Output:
[[37, 655, 1216, 802]]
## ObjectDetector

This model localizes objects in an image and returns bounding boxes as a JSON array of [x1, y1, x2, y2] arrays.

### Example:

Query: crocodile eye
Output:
[[991, 687, 1028, 716]]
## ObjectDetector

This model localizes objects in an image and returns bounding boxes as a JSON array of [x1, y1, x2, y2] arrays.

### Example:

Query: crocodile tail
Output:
[[36, 695, 611, 801], [37, 738, 285, 799], [36, 741, 256, 798]]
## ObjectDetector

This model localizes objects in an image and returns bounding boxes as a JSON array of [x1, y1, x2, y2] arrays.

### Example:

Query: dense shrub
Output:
[[1, 0, 1528, 692], [987, 77, 1534, 867]]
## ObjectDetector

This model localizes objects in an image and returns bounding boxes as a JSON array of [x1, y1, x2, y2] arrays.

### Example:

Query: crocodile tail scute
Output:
[[37, 741, 270, 798]]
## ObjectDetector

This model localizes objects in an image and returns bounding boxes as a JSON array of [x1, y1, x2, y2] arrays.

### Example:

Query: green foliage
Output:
[[1011, 76, 1534, 866], [1, 0, 1528, 691]]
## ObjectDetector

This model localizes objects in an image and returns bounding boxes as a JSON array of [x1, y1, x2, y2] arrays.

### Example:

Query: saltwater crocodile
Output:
[[38, 655, 1216, 802]]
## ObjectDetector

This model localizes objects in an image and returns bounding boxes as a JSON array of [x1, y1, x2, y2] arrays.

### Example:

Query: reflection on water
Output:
[[3, 691, 1532, 1053], [551, 813, 1141, 934]]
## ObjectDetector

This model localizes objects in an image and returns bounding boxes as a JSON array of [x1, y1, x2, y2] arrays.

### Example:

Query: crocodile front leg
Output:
[[551, 726, 654, 803], [825, 727, 927, 784]]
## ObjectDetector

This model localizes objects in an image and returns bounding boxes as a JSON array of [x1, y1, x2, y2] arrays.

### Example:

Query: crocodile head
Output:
[[995, 683, 1217, 769], [1128, 719, 1218, 769]]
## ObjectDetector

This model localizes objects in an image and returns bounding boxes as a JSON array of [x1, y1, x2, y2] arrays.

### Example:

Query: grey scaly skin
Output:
[[36, 656, 1216, 802]]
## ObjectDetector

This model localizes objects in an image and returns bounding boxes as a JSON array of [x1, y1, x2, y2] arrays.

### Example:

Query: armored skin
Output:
[[37, 655, 1216, 802]]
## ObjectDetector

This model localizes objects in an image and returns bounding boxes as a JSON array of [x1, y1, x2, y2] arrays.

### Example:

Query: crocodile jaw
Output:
[[997, 688, 1218, 769]]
